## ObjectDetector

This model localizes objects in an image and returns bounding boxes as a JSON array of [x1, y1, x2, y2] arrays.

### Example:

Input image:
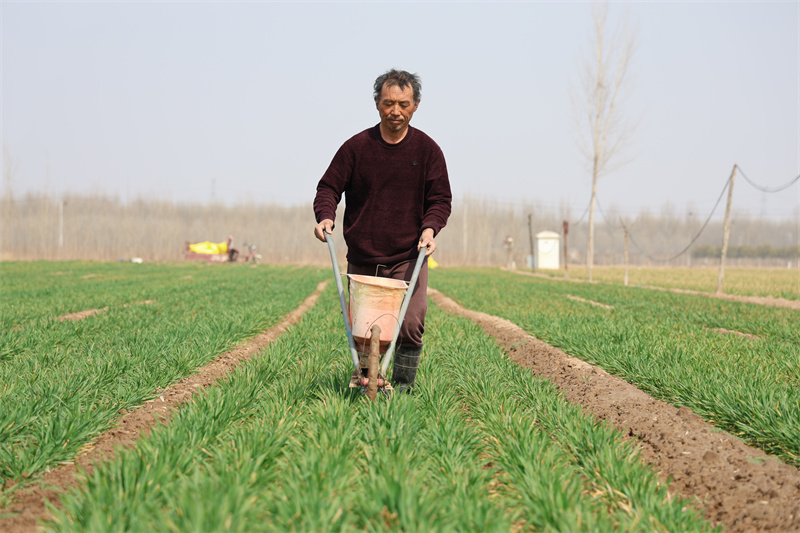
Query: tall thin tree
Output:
[[2, 144, 17, 204], [573, 3, 638, 281]]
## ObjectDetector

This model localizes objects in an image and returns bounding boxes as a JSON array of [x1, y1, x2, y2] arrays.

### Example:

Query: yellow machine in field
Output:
[[184, 236, 261, 263]]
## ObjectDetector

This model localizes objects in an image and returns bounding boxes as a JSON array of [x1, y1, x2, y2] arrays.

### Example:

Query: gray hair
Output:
[[373, 69, 422, 105]]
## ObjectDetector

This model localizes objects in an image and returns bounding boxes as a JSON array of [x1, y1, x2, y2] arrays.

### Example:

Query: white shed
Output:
[[535, 231, 560, 270]]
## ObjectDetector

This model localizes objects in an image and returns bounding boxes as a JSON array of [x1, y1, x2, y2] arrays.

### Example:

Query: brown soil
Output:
[[0, 282, 327, 533], [428, 288, 800, 533], [55, 307, 109, 322], [709, 327, 761, 340], [55, 300, 157, 322], [565, 294, 615, 310]]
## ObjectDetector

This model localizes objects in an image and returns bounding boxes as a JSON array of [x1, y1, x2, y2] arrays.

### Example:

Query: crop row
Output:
[[430, 268, 800, 466], [46, 287, 715, 532], [2, 261, 198, 326], [0, 262, 329, 505]]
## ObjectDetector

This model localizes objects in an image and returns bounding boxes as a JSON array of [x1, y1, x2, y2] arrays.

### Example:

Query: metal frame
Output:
[[325, 234, 426, 377]]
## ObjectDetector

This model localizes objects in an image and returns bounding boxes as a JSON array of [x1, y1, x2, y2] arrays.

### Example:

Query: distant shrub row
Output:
[[692, 244, 800, 259]]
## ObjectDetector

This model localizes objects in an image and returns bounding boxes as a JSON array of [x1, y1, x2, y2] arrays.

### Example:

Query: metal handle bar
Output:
[[380, 247, 427, 376], [325, 234, 361, 370]]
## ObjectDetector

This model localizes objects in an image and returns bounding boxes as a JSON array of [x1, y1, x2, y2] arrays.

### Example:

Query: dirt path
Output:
[[428, 287, 800, 533], [55, 300, 157, 322], [0, 282, 327, 533], [509, 269, 800, 310]]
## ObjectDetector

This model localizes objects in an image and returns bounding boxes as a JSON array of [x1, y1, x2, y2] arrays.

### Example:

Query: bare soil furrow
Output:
[[55, 307, 108, 322], [54, 300, 156, 323], [709, 327, 761, 340], [566, 294, 614, 309]]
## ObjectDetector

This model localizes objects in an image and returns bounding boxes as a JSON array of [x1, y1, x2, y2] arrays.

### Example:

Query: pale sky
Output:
[[2, 1, 798, 221]]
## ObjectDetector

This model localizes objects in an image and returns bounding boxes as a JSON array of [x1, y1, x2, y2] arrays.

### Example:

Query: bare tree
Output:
[[2, 144, 17, 204], [573, 3, 638, 281]]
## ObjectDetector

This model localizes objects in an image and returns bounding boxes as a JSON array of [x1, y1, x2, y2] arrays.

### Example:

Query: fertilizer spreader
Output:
[[325, 235, 426, 400]]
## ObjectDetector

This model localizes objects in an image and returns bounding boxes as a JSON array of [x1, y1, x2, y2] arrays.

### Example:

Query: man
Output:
[[313, 69, 452, 394]]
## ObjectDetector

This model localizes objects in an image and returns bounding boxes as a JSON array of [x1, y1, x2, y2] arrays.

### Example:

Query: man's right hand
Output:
[[314, 219, 334, 242]]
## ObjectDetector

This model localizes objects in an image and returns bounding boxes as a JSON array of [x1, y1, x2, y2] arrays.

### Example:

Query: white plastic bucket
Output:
[[347, 274, 408, 346]]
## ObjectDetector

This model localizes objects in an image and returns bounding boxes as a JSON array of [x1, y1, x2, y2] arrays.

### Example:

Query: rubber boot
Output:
[[392, 346, 422, 394]]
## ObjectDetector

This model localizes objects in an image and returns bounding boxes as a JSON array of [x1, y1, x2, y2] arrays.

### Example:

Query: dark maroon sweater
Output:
[[314, 124, 452, 266]]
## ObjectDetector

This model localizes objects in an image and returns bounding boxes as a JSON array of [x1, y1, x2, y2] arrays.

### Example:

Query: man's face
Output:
[[376, 83, 418, 134]]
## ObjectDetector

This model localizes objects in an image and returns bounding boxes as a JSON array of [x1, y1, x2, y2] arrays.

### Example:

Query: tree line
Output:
[[1, 192, 797, 269]]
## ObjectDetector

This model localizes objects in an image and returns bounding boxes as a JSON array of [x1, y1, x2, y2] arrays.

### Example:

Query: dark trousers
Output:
[[347, 258, 428, 350]]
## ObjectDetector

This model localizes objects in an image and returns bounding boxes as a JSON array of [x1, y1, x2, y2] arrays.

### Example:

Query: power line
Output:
[[596, 171, 733, 263], [738, 167, 800, 193], [574, 198, 591, 225]]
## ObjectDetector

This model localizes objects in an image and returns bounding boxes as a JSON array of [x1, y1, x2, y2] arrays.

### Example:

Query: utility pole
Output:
[[563, 220, 569, 278], [58, 200, 65, 249], [619, 217, 633, 286], [716, 164, 737, 294], [462, 202, 468, 264], [528, 213, 535, 270]]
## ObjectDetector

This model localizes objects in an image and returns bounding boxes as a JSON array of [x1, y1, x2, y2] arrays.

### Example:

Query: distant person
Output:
[[313, 68, 452, 393]]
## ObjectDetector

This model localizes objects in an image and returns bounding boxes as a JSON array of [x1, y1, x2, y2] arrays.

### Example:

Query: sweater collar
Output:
[[372, 123, 414, 148]]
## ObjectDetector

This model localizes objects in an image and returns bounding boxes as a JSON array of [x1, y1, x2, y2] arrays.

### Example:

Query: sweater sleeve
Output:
[[313, 142, 353, 223], [421, 145, 452, 236]]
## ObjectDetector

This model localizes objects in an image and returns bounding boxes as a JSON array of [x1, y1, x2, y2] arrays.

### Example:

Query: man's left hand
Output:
[[418, 228, 436, 256]]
